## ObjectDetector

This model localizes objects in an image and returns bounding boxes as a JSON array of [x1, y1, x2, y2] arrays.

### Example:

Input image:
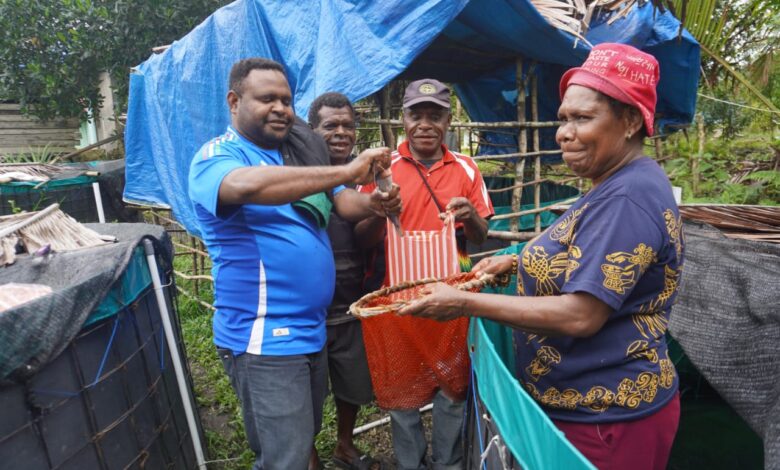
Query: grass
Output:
[[171, 251, 398, 468]]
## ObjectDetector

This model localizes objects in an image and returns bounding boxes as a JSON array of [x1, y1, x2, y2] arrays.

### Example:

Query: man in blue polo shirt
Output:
[[188, 57, 400, 470]]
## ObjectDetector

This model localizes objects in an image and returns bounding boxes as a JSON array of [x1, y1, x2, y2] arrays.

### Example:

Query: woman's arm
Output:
[[398, 283, 612, 338]]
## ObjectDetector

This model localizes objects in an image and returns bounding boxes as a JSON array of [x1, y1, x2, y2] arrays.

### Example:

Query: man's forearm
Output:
[[219, 165, 353, 206], [334, 189, 373, 222], [463, 214, 488, 244], [355, 215, 386, 250]]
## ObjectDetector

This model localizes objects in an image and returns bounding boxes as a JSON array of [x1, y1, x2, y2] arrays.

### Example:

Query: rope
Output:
[[479, 434, 511, 470], [697, 92, 780, 115], [470, 358, 487, 470], [31, 315, 121, 398]]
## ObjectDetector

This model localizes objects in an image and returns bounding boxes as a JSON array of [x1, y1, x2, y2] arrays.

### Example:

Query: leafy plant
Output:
[[664, 133, 780, 205], [0, 0, 230, 121], [0, 144, 59, 164]]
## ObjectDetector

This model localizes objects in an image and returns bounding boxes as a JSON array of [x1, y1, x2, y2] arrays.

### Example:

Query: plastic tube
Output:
[[143, 240, 206, 469], [92, 182, 106, 223]]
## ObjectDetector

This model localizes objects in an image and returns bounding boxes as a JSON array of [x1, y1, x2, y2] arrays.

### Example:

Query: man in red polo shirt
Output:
[[357, 79, 493, 470]]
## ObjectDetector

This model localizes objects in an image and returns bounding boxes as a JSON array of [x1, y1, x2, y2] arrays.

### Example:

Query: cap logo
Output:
[[418, 83, 437, 94]]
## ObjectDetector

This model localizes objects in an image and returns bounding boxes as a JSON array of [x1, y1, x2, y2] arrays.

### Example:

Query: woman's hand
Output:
[[472, 254, 515, 277], [397, 282, 468, 321]]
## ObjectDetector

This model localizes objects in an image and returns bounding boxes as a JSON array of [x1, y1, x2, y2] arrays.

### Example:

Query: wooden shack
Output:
[[0, 103, 80, 156]]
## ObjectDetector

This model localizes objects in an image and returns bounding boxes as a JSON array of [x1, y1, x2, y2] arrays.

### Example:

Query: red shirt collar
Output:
[[397, 140, 454, 165]]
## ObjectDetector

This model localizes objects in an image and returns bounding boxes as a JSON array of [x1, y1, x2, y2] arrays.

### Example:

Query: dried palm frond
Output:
[[529, 0, 648, 46], [679, 204, 780, 244], [0, 163, 65, 183], [0, 204, 113, 266]]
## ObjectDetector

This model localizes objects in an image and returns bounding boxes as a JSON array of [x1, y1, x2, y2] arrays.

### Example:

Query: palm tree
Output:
[[667, 0, 780, 113]]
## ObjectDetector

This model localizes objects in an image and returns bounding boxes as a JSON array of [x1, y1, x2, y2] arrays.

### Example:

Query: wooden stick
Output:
[[50, 134, 121, 164], [488, 176, 579, 193], [0, 203, 60, 239], [487, 230, 540, 241], [511, 57, 527, 241], [532, 71, 542, 233], [175, 285, 215, 311], [490, 197, 581, 220], [471, 149, 560, 160], [361, 119, 562, 129]]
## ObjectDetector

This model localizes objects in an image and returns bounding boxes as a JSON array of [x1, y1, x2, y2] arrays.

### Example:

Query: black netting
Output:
[[670, 222, 780, 468], [0, 160, 140, 223], [0, 223, 202, 469]]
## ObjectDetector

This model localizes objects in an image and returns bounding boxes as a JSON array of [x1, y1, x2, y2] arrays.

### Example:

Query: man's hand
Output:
[[443, 197, 477, 222], [347, 147, 391, 185], [442, 196, 488, 245], [368, 183, 402, 218]]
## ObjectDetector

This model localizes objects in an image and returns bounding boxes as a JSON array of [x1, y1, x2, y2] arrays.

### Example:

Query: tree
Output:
[[0, 0, 229, 121], [669, 0, 780, 116]]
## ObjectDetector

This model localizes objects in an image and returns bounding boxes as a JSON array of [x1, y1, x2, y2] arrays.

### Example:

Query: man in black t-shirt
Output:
[[308, 92, 386, 470]]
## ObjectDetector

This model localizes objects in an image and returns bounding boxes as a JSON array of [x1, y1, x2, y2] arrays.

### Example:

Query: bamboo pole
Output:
[[511, 58, 527, 242], [531, 71, 541, 233]]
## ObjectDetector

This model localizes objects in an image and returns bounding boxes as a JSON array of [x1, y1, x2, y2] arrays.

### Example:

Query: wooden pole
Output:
[[654, 136, 663, 162], [49, 133, 121, 164], [455, 95, 463, 153], [694, 113, 703, 196], [531, 70, 541, 233], [190, 235, 200, 297], [471, 149, 560, 160], [468, 125, 474, 156], [487, 230, 540, 242], [362, 119, 560, 129], [511, 57, 527, 243], [376, 87, 395, 149]]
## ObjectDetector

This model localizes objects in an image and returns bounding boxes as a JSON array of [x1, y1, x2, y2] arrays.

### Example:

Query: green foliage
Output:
[[0, 0, 230, 121], [664, 133, 780, 204], [0, 144, 60, 163]]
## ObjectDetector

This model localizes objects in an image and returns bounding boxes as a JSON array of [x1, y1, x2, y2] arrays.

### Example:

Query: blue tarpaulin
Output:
[[124, 0, 699, 236]]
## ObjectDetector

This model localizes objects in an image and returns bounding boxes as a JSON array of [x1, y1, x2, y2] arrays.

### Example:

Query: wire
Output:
[[697, 92, 780, 115]]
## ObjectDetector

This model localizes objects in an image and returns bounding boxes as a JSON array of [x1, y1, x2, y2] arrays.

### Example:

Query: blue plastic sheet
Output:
[[124, 0, 699, 236]]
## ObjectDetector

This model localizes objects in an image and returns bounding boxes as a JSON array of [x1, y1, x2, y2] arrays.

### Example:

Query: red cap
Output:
[[559, 43, 659, 136]]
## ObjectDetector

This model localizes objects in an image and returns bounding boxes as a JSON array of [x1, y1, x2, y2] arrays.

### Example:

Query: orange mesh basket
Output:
[[350, 272, 495, 409], [349, 272, 495, 318]]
